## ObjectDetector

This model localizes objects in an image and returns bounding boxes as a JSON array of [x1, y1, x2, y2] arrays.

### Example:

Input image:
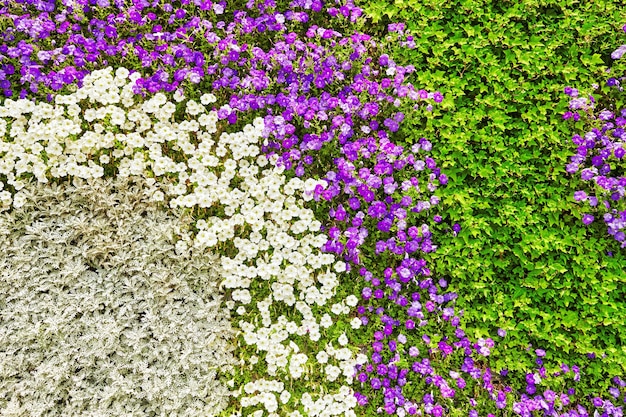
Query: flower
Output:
[[582, 214, 595, 225], [316, 351, 329, 364], [371, 378, 382, 390], [574, 190, 588, 201]]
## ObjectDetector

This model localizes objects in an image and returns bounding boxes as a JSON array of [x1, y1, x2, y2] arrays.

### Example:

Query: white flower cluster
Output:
[[0, 66, 363, 416], [239, 379, 287, 413], [0, 67, 218, 211], [316, 340, 369, 387], [0, 176, 236, 416], [164, 86, 363, 414], [300, 386, 359, 417]]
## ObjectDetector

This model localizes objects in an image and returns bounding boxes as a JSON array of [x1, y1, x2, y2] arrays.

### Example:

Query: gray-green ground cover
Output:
[[0, 176, 236, 416]]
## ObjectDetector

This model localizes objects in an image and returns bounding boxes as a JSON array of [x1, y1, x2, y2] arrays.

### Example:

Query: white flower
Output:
[[316, 351, 329, 364], [12, 191, 27, 208], [320, 314, 333, 328], [151, 190, 165, 202], [200, 93, 217, 105], [350, 317, 362, 330], [263, 392, 278, 412], [280, 390, 291, 404], [309, 330, 321, 342], [333, 261, 346, 273], [338, 333, 349, 346], [308, 220, 322, 232], [325, 365, 341, 382], [331, 303, 344, 315], [256, 154, 269, 168], [345, 295, 358, 307]]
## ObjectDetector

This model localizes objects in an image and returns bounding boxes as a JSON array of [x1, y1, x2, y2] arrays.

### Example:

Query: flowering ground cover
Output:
[[0, 0, 625, 416], [354, 0, 626, 402]]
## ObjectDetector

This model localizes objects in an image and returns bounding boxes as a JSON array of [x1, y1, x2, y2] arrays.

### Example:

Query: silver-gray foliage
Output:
[[0, 177, 237, 417]]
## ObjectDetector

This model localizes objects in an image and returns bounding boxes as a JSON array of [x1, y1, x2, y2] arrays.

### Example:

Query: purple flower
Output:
[[581, 168, 597, 180], [574, 190, 588, 201], [592, 155, 604, 166], [376, 364, 388, 375], [371, 378, 382, 390], [544, 390, 556, 403], [362, 287, 372, 299], [582, 214, 595, 225]]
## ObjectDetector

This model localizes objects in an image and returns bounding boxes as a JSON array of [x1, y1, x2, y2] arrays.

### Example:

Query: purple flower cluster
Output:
[[357, 324, 625, 417], [512, 370, 626, 417], [563, 25, 626, 248], [0, 0, 419, 101]]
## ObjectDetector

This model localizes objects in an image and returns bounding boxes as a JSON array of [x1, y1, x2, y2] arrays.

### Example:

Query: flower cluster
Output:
[[0, 67, 218, 209], [563, 25, 626, 248], [0, 0, 381, 100]]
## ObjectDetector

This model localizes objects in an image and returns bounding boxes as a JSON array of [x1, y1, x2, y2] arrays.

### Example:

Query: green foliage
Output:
[[357, 0, 626, 396]]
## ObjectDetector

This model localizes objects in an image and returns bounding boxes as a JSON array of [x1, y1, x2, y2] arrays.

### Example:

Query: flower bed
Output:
[[0, 0, 625, 416]]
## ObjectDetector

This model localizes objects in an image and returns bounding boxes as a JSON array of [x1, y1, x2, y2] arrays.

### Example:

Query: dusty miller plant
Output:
[[0, 176, 237, 417]]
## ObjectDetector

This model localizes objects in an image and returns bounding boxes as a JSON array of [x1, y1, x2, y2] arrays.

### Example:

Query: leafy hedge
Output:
[[355, 0, 626, 395]]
